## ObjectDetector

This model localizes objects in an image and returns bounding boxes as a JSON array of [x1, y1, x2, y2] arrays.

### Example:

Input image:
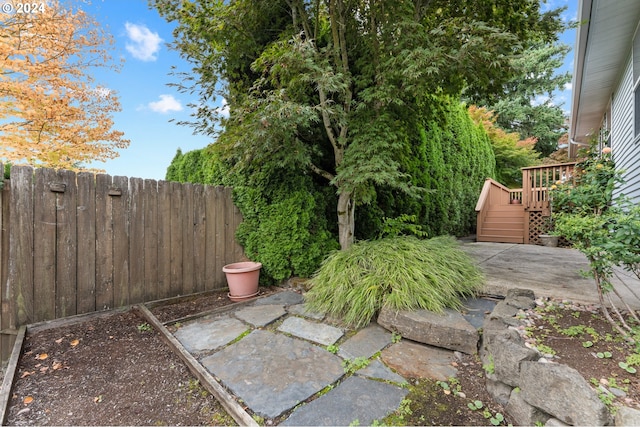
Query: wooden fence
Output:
[[0, 163, 244, 362]]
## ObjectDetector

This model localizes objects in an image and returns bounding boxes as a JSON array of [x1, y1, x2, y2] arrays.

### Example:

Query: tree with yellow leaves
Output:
[[0, 0, 129, 170]]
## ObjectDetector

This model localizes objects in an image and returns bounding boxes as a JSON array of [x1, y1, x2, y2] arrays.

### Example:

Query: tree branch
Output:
[[309, 162, 335, 183]]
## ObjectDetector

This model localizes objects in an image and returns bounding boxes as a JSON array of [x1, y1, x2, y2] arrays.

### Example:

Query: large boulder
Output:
[[377, 306, 478, 354], [520, 361, 612, 426]]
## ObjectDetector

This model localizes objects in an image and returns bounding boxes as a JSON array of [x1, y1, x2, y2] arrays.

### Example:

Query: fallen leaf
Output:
[[70, 339, 80, 347], [20, 371, 35, 378], [23, 396, 33, 405], [36, 353, 48, 360], [55, 338, 63, 344], [52, 361, 62, 370], [443, 389, 451, 395], [93, 395, 103, 403], [39, 366, 49, 374]]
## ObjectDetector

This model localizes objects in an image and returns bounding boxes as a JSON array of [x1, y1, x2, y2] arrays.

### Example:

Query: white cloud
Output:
[[148, 95, 183, 114], [564, 82, 572, 91], [124, 23, 162, 61], [216, 98, 230, 118], [531, 94, 550, 107]]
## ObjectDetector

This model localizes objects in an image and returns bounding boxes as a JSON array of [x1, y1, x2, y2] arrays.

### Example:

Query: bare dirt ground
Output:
[[4, 290, 638, 426]]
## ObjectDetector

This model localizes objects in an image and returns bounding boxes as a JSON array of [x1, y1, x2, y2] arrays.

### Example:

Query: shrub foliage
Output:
[[304, 236, 484, 328]]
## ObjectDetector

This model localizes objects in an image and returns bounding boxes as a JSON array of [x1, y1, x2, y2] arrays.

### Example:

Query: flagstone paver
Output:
[[174, 315, 248, 353], [254, 291, 304, 306], [278, 316, 343, 346], [201, 329, 344, 418], [281, 375, 408, 426], [338, 324, 392, 359], [234, 304, 287, 327], [288, 303, 324, 320], [357, 359, 408, 385]]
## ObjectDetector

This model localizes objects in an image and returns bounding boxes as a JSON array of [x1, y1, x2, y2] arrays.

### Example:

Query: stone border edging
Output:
[[481, 288, 621, 426]]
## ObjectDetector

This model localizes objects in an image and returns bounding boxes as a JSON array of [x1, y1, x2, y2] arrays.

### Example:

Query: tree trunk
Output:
[[337, 191, 355, 250]]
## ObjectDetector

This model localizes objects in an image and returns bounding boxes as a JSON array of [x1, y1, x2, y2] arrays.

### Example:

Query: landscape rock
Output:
[[489, 300, 520, 326], [377, 306, 478, 354], [491, 334, 538, 387], [615, 406, 640, 426], [505, 288, 536, 310], [505, 388, 550, 426], [380, 340, 458, 381], [544, 418, 569, 426], [485, 374, 512, 406], [520, 361, 612, 426]]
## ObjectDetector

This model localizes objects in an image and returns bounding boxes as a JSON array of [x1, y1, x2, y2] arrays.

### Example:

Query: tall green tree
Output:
[[152, 0, 566, 249], [472, 39, 572, 156]]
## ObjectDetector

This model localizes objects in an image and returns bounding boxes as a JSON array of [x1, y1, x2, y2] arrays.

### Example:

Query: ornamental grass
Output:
[[304, 235, 484, 328]]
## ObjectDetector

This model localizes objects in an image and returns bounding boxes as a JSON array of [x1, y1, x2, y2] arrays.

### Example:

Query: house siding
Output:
[[611, 51, 640, 204]]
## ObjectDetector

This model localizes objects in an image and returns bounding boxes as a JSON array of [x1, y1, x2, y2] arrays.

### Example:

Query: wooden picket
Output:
[[0, 163, 244, 362]]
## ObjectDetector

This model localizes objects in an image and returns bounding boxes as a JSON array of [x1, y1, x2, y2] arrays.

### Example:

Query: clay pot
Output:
[[223, 261, 262, 302]]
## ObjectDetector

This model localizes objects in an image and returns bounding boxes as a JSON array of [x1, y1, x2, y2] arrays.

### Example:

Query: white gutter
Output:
[[569, 0, 593, 158]]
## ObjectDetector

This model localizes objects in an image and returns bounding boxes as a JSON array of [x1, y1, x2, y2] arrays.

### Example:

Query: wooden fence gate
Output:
[[0, 163, 244, 362]]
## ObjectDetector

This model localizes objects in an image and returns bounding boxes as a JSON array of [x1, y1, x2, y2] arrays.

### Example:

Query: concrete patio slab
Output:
[[201, 329, 344, 418]]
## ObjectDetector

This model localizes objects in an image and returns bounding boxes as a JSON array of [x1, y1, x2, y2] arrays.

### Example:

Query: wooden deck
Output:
[[475, 163, 576, 244]]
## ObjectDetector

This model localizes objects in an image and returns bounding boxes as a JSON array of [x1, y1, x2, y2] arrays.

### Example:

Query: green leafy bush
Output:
[[551, 144, 640, 341], [165, 147, 339, 283], [304, 235, 483, 328]]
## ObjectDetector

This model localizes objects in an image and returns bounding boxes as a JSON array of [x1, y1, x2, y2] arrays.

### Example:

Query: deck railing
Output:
[[522, 162, 577, 213]]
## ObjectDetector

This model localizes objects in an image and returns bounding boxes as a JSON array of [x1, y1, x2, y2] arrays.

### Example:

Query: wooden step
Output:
[[477, 234, 524, 244], [482, 228, 524, 237]]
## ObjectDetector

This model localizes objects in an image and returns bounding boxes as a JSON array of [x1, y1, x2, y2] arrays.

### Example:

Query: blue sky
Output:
[[81, 0, 575, 180]]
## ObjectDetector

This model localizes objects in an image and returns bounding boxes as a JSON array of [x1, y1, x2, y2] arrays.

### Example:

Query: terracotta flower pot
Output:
[[223, 261, 262, 302]]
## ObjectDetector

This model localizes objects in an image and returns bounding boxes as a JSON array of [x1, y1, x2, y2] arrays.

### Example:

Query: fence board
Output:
[[182, 183, 195, 295], [33, 168, 56, 322], [170, 182, 183, 296], [77, 172, 97, 314], [129, 178, 144, 304], [56, 168, 78, 319], [0, 164, 12, 361], [9, 166, 34, 326], [214, 187, 226, 288], [112, 175, 130, 308], [157, 180, 171, 299], [204, 186, 216, 291], [143, 179, 158, 302], [193, 185, 206, 293], [95, 173, 114, 310]]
